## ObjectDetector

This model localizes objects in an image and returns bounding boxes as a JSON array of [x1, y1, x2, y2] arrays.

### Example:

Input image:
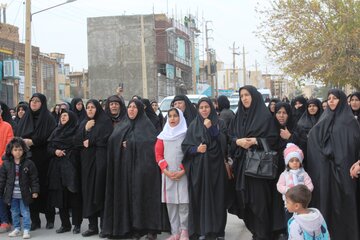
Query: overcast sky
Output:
[[4, 0, 275, 73]]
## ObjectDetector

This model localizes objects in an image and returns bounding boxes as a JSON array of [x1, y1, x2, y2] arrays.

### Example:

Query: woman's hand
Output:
[[204, 119, 212, 129], [85, 120, 95, 131], [23, 138, 33, 147], [83, 140, 89, 148], [55, 149, 66, 157], [32, 193, 38, 198], [197, 143, 207, 153], [236, 138, 256, 149], [280, 127, 291, 140], [122, 141, 127, 148], [350, 160, 360, 179]]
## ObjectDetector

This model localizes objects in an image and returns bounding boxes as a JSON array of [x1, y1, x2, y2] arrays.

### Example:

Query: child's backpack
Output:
[[288, 217, 330, 240]]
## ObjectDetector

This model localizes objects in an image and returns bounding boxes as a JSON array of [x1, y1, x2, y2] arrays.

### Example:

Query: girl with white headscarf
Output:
[[155, 107, 189, 240]]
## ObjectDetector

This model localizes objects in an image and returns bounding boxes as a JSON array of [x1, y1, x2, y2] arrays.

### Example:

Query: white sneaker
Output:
[[8, 229, 21, 237], [23, 230, 31, 239]]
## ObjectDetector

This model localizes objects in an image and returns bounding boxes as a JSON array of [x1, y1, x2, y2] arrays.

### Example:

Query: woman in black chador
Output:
[[181, 97, 228, 240], [291, 95, 307, 126], [349, 92, 360, 124], [103, 99, 165, 240], [272, 102, 298, 238], [77, 99, 113, 237], [307, 89, 360, 240], [171, 95, 198, 126], [70, 98, 87, 124], [47, 110, 82, 234], [296, 98, 323, 167], [228, 86, 278, 240], [15, 93, 57, 230], [142, 98, 162, 133]]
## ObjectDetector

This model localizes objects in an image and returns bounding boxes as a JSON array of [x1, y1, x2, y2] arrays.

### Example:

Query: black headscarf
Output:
[[70, 98, 86, 124], [15, 93, 57, 144], [274, 102, 294, 131], [217, 95, 230, 112], [291, 95, 307, 126], [141, 98, 162, 132], [230, 85, 278, 144], [15, 103, 28, 124], [307, 89, 360, 239], [297, 98, 322, 133], [350, 92, 360, 123], [0, 101, 16, 130], [171, 95, 197, 126], [48, 110, 78, 149], [268, 98, 280, 116], [103, 99, 166, 236], [105, 95, 126, 125]]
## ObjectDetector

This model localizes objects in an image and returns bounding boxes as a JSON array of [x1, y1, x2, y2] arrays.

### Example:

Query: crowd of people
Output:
[[0, 86, 359, 240]]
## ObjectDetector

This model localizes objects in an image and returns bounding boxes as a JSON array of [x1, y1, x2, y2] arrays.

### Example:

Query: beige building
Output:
[[0, 22, 69, 107]]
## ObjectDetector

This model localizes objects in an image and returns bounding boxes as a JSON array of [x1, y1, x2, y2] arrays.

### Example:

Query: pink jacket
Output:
[[277, 168, 314, 195]]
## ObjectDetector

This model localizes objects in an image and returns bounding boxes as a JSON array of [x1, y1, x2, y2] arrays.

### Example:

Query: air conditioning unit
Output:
[[3, 59, 20, 79]]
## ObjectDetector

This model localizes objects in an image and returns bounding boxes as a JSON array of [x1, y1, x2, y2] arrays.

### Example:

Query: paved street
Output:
[[0, 213, 252, 239]]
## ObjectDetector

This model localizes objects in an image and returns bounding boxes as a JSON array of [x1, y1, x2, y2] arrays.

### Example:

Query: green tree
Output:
[[257, 0, 360, 89]]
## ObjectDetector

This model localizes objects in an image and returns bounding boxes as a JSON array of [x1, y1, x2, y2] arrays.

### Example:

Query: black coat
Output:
[[0, 158, 40, 205]]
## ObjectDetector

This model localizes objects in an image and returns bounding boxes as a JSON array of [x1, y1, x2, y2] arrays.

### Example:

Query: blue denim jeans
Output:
[[11, 198, 31, 231], [0, 197, 9, 224]]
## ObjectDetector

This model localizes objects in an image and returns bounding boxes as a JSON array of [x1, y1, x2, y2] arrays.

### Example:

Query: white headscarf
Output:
[[157, 108, 187, 141]]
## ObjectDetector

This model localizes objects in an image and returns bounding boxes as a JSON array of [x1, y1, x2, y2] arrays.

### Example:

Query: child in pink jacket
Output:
[[277, 143, 313, 223]]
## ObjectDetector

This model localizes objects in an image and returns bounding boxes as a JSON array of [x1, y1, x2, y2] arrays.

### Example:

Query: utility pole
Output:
[[140, 15, 148, 98], [241, 45, 247, 86], [229, 42, 240, 90], [24, 0, 32, 101], [205, 21, 214, 97]]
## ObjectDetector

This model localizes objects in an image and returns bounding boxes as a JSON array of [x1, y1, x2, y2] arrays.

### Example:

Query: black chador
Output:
[[15, 93, 57, 228], [307, 89, 360, 240], [181, 97, 227, 239], [228, 86, 278, 239], [77, 99, 113, 231], [103, 99, 168, 238], [47, 110, 82, 229]]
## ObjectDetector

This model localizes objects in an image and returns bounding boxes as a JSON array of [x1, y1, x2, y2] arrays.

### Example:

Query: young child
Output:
[[155, 108, 189, 240], [277, 143, 313, 222], [286, 185, 330, 239], [0, 137, 40, 239]]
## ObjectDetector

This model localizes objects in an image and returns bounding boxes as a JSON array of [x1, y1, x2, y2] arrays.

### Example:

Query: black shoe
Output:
[[99, 232, 108, 238], [30, 223, 41, 231], [146, 233, 157, 240], [82, 229, 99, 237], [56, 226, 71, 233], [46, 222, 54, 229], [73, 225, 81, 234], [276, 233, 288, 240]]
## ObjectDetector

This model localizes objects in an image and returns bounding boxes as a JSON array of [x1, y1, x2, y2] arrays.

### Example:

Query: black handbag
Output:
[[244, 138, 278, 179]]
